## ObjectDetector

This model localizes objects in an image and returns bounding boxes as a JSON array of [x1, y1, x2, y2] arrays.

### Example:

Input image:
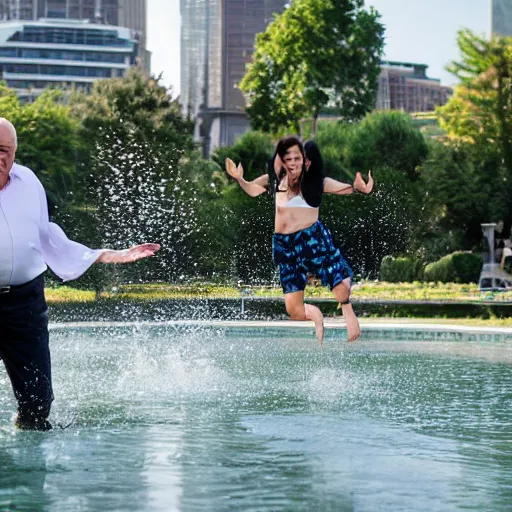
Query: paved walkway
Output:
[[49, 318, 512, 335]]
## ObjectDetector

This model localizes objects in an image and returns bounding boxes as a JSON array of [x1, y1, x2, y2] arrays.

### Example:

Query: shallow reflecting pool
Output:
[[1, 324, 511, 511]]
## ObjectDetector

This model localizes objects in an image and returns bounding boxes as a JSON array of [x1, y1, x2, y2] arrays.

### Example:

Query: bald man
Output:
[[0, 118, 160, 430]]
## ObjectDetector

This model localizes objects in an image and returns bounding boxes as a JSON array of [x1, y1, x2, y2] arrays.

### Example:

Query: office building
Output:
[[0, 0, 148, 70], [117, 0, 147, 71], [180, 0, 287, 155], [0, 17, 138, 99], [376, 61, 452, 113], [491, 0, 512, 36]]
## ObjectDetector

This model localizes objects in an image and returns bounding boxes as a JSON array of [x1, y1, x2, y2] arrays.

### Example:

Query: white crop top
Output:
[[283, 194, 316, 209]]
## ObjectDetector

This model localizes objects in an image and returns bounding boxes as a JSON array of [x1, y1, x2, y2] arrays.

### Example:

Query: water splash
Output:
[[90, 129, 200, 283]]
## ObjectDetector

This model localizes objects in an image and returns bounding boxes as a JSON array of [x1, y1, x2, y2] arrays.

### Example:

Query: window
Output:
[[0, 48, 17, 57], [494, 279, 507, 289], [5, 63, 112, 78], [480, 278, 493, 289], [17, 48, 126, 63], [8, 26, 132, 48]]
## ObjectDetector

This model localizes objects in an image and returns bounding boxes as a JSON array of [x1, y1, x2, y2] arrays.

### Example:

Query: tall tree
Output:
[[438, 29, 512, 237], [240, 0, 385, 135], [71, 67, 194, 172]]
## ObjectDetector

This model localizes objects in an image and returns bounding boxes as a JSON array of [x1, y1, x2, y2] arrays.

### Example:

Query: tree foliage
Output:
[[0, 85, 80, 208], [6, 66, 500, 286], [240, 0, 385, 135], [70, 68, 194, 181], [67, 70, 199, 285], [212, 131, 274, 180], [205, 116, 430, 280], [437, 29, 512, 236], [314, 114, 431, 276], [419, 139, 505, 251], [342, 111, 429, 181]]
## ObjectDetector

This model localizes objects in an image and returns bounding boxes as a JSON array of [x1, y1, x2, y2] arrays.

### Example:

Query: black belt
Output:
[[0, 274, 45, 294]]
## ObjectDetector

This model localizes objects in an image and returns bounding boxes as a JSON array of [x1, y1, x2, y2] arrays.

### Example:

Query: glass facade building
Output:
[[180, 0, 287, 154], [492, 0, 512, 36], [1, 1, 120, 25], [0, 0, 148, 70], [0, 18, 137, 98]]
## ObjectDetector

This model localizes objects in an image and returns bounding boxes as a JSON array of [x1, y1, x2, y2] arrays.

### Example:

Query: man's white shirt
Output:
[[0, 163, 105, 286]]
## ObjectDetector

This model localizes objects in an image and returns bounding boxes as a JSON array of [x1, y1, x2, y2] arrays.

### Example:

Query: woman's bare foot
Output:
[[341, 303, 360, 342], [305, 304, 324, 344]]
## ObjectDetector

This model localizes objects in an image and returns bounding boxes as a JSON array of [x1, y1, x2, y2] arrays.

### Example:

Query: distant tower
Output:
[[491, 0, 512, 36], [180, 0, 288, 156]]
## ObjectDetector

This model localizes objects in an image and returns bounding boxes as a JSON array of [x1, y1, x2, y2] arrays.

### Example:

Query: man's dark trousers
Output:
[[0, 274, 53, 428]]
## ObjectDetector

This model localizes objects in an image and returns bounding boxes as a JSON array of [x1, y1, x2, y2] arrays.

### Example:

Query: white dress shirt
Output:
[[0, 163, 105, 286]]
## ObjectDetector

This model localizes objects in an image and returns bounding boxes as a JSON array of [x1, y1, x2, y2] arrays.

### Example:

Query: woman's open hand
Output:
[[353, 171, 373, 194], [225, 158, 244, 181]]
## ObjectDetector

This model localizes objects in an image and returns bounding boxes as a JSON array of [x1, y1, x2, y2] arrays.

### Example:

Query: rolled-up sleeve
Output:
[[37, 181, 106, 282]]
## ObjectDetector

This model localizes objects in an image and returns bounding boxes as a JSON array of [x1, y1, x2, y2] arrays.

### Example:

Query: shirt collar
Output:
[[8, 163, 22, 181]]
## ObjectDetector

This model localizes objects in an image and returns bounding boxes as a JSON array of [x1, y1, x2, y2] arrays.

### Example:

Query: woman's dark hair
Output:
[[275, 136, 305, 160], [302, 140, 324, 208], [304, 140, 323, 172]]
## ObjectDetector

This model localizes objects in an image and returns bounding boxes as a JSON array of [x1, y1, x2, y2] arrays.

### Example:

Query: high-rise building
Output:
[[118, 0, 147, 71], [180, 0, 287, 155], [0, 0, 148, 70], [0, 18, 138, 100], [491, 0, 512, 36], [376, 61, 452, 113]]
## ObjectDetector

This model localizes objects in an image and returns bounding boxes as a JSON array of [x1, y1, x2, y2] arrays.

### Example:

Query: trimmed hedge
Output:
[[47, 296, 512, 323], [424, 252, 483, 284], [379, 255, 424, 283]]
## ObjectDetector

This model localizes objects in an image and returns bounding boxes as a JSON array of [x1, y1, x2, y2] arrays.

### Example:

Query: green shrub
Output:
[[424, 254, 454, 283], [379, 255, 424, 283], [451, 252, 484, 284], [424, 252, 483, 284]]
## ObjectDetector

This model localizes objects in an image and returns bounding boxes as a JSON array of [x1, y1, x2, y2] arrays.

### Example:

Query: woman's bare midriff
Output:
[[274, 205, 319, 234]]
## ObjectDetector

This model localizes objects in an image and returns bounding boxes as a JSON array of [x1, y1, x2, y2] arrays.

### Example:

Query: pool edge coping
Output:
[[48, 319, 512, 335]]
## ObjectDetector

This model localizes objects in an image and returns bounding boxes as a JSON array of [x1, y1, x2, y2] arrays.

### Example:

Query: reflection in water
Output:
[[0, 435, 50, 511], [0, 325, 511, 511], [242, 414, 457, 511]]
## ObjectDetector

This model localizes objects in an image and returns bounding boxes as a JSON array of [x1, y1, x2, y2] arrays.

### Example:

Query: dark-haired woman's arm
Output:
[[324, 171, 373, 195], [225, 158, 269, 197]]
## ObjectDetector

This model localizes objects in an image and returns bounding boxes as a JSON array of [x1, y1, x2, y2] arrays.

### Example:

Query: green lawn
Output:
[[43, 282, 512, 327], [44, 281, 512, 303]]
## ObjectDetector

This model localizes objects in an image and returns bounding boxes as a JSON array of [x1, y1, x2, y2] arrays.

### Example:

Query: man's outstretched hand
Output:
[[98, 243, 161, 264], [353, 171, 374, 194]]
